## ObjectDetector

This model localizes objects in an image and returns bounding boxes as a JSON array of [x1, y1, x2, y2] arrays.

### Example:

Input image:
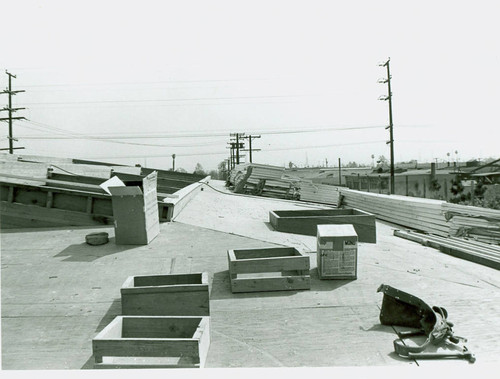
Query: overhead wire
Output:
[[17, 122, 395, 140], [23, 93, 322, 106], [15, 118, 425, 157], [17, 120, 226, 148], [79, 140, 386, 160], [21, 77, 274, 88]]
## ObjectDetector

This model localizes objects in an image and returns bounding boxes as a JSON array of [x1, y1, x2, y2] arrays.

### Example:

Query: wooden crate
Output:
[[121, 273, 209, 316], [104, 171, 160, 245], [269, 208, 376, 243], [317, 224, 358, 280], [92, 316, 210, 369], [227, 247, 310, 293]]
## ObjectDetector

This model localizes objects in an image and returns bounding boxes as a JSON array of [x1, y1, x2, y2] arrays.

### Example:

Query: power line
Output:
[[16, 123, 395, 140], [75, 140, 385, 160], [23, 93, 320, 106], [21, 77, 273, 88], [17, 120, 225, 148]]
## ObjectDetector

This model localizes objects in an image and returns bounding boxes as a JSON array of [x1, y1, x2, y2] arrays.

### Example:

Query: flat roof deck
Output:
[[1, 181, 499, 370]]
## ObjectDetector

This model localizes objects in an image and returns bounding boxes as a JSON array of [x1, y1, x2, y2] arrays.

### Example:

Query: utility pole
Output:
[[229, 133, 245, 165], [338, 158, 342, 186], [378, 58, 395, 194], [1, 71, 26, 153], [241, 134, 261, 163], [227, 141, 237, 169], [229, 147, 233, 170], [227, 141, 236, 169], [236, 133, 240, 164], [171, 154, 176, 171]]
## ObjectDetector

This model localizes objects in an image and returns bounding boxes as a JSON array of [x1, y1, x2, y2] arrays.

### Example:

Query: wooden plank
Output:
[[94, 356, 200, 369], [121, 284, 208, 295], [230, 275, 311, 293], [231, 255, 309, 274], [197, 317, 210, 368], [121, 283, 210, 316], [122, 316, 203, 338], [394, 230, 500, 270], [48, 172, 107, 185], [0, 181, 110, 199], [231, 246, 302, 259], [92, 339, 200, 360], [133, 272, 206, 286], [442, 202, 500, 220], [169, 182, 205, 220]]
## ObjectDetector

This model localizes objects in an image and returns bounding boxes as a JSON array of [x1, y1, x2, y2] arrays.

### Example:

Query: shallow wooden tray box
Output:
[[92, 315, 210, 369], [269, 208, 376, 243], [121, 273, 209, 316], [227, 247, 310, 293]]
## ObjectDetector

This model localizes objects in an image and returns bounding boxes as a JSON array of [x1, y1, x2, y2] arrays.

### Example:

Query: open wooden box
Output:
[[227, 247, 310, 293], [92, 316, 210, 369], [269, 208, 376, 243], [121, 273, 209, 316]]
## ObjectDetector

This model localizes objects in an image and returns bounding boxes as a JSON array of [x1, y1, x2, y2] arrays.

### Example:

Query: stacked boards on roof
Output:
[[338, 188, 449, 237], [339, 188, 500, 245], [229, 163, 340, 205], [443, 203, 500, 244]]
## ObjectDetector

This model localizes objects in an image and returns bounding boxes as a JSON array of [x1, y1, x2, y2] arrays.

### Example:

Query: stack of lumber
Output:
[[443, 203, 500, 244], [230, 163, 299, 199], [245, 177, 297, 199], [394, 229, 500, 270], [339, 188, 500, 245], [230, 164, 343, 204], [338, 188, 448, 236], [298, 181, 340, 205], [229, 163, 251, 191]]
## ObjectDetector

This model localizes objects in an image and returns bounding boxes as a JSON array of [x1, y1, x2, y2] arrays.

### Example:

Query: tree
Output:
[[193, 163, 206, 176], [474, 179, 487, 198], [450, 178, 464, 196], [217, 160, 228, 180], [377, 155, 388, 165]]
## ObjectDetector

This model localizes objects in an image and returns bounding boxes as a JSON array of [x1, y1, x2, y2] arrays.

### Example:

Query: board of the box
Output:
[[230, 271, 311, 293], [121, 273, 210, 316], [228, 247, 310, 275]]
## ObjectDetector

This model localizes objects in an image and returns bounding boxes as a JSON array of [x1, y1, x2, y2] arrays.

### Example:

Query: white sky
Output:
[[1, 0, 499, 172]]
